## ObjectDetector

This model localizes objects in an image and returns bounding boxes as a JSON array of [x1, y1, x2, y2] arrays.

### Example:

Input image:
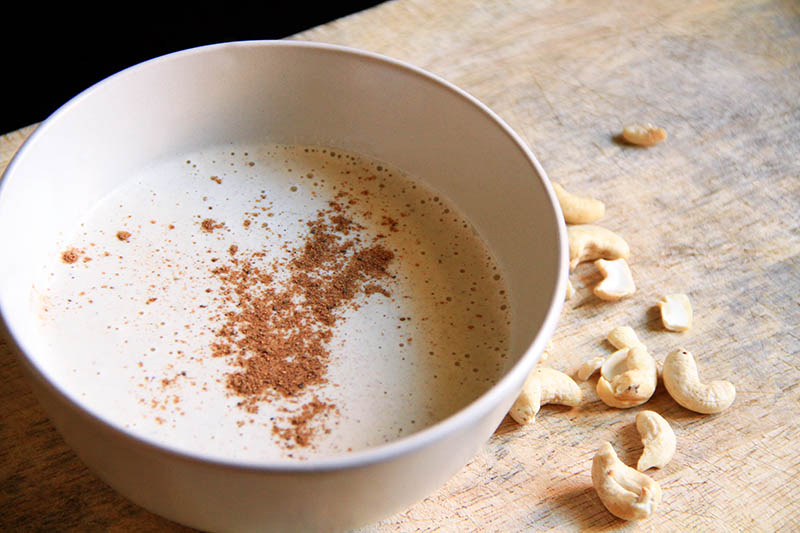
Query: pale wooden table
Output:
[[2, 0, 799, 530]]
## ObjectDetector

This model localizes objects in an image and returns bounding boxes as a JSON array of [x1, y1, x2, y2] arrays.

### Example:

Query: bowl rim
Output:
[[0, 39, 568, 473]]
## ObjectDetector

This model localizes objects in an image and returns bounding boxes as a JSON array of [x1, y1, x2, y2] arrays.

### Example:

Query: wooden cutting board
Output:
[[2, 0, 798, 530]]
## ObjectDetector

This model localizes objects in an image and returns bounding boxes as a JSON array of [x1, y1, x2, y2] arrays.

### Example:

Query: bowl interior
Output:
[[0, 41, 566, 465]]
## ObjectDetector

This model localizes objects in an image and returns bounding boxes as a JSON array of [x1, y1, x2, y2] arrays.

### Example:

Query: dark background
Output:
[[2, 3, 386, 134]]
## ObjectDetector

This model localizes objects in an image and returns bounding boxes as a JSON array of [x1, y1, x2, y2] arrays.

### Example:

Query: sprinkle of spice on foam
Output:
[[208, 199, 394, 448], [60, 248, 81, 264], [51, 145, 511, 455]]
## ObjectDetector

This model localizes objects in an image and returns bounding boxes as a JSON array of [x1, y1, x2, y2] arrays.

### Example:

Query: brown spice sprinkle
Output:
[[381, 215, 399, 232], [116, 230, 131, 242], [201, 218, 224, 233], [61, 248, 81, 264], [364, 283, 392, 298], [210, 200, 394, 447], [272, 398, 335, 448]]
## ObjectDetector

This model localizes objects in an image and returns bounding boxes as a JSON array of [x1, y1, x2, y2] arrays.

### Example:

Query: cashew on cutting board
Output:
[[662, 348, 735, 414], [592, 441, 662, 520]]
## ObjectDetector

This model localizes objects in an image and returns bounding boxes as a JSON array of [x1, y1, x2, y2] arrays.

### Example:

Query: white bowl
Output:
[[0, 41, 567, 531]]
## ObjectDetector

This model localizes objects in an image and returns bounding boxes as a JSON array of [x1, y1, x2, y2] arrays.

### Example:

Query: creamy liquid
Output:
[[36, 144, 511, 461]]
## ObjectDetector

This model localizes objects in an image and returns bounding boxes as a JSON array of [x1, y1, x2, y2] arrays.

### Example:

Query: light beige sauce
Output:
[[36, 144, 511, 461]]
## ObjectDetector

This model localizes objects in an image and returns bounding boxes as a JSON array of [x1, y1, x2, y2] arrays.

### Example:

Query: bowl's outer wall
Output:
[[0, 41, 566, 531], [15, 339, 523, 531]]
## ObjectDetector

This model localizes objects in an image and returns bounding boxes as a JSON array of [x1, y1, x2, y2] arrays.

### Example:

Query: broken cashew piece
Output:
[[509, 367, 581, 424], [636, 410, 676, 471], [607, 326, 644, 351], [575, 356, 605, 381], [596, 345, 657, 408], [621, 123, 667, 147], [592, 441, 662, 520], [593, 258, 636, 301], [662, 348, 735, 414], [552, 182, 606, 224], [658, 294, 693, 332], [568, 225, 630, 271]]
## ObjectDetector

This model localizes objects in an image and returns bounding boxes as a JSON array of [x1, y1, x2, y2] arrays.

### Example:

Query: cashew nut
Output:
[[593, 258, 636, 301], [509, 367, 582, 424], [575, 356, 605, 381], [621, 123, 667, 147], [635, 410, 676, 471], [596, 345, 657, 408], [662, 348, 735, 414], [605, 325, 659, 382], [568, 225, 630, 271], [607, 326, 644, 351], [552, 182, 606, 224], [592, 441, 662, 520], [658, 293, 693, 332]]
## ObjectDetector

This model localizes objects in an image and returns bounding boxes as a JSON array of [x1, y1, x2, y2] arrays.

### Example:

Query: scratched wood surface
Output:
[[2, 0, 799, 530]]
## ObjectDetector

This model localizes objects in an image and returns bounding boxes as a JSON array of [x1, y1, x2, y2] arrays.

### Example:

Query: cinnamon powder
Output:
[[209, 200, 394, 447], [60, 248, 80, 264], [201, 218, 224, 233]]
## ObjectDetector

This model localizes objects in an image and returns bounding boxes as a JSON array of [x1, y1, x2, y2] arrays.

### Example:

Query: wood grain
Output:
[[2, 0, 799, 530]]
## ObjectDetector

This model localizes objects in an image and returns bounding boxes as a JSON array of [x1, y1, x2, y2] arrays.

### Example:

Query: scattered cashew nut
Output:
[[575, 356, 605, 381], [593, 258, 636, 301], [552, 182, 606, 224], [596, 345, 657, 408], [621, 123, 667, 147], [635, 410, 676, 471], [592, 441, 662, 520], [606, 325, 661, 381], [658, 294, 693, 332], [662, 348, 735, 414], [509, 367, 582, 424], [568, 224, 630, 271], [607, 326, 644, 351]]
